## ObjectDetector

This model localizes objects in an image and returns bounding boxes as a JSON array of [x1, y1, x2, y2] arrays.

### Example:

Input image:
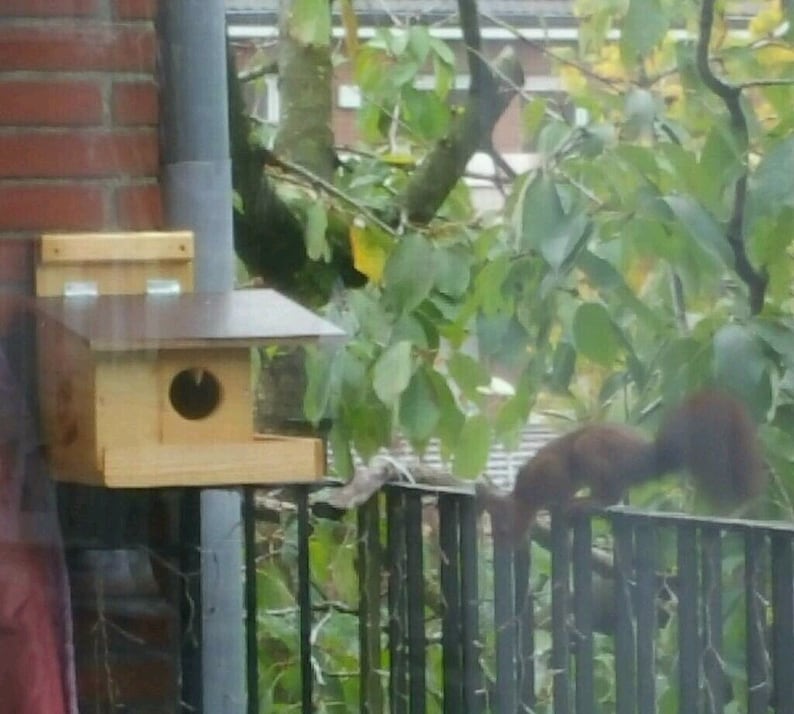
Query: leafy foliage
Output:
[[238, 0, 794, 707]]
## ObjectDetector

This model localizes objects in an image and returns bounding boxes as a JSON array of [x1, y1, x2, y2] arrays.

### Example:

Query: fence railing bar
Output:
[[572, 515, 593, 714], [608, 506, 794, 535], [613, 517, 636, 714], [295, 487, 313, 714], [771, 533, 794, 714], [358, 496, 384, 714], [701, 526, 725, 714], [744, 529, 769, 714], [677, 523, 700, 712], [405, 492, 427, 714], [387, 489, 409, 714], [551, 509, 571, 714], [243, 487, 259, 714], [514, 542, 535, 712], [493, 528, 518, 714], [439, 494, 463, 714], [635, 523, 657, 714], [459, 496, 483, 714]]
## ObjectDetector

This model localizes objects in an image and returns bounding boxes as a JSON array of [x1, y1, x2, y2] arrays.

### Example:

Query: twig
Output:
[[264, 150, 399, 236]]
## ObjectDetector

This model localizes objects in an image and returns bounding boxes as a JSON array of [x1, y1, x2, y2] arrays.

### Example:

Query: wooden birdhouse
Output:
[[35, 232, 344, 487]]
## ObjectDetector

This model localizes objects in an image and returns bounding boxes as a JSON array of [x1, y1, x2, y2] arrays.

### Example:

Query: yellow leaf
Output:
[[756, 44, 794, 66], [559, 65, 588, 94], [749, 3, 783, 39], [350, 217, 388, 283]]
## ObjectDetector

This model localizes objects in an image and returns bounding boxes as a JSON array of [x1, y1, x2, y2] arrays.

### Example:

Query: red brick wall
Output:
[[0, 3, 176, 713], [0, 0, 162, 300]]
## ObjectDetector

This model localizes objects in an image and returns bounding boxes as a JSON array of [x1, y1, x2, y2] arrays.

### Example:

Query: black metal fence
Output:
[[245, 482, 794, 714]]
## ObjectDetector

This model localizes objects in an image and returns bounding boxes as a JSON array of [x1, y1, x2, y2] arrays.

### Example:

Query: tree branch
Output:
[[697, 0, 768, 314], [397, 46, 524, 225]]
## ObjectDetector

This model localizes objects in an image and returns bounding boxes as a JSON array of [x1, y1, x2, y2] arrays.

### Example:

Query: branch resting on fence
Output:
[[311, 457, 472, 510]]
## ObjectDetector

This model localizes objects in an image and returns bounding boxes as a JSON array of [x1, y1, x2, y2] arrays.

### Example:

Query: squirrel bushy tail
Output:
[[478, 390, 766, 543], [651, 390, 765, 508]]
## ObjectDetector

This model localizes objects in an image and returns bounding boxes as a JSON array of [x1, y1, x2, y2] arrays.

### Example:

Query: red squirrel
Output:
[[477, 390, 766, 542]]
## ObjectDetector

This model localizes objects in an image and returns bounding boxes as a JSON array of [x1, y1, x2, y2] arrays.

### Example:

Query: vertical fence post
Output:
[[439, 494, 463, 714], [514, 540, 535, 711], [635, 523, 657, 714], [387, 488, 408, 714], [613, 516, 636, 714], [677, 523, 699, 711], [358, 496, 384, 714], [572, 515, 593, 714], [459, 495, 483, 714], [550, 509, 571, 714], [744, 529, 769, 714], [701, 526, 724, 714], [771, 533, 794, 714], [404, 492, 426, 714], [493, 527, 517, 714], [243, 487, 259, 714], [295, 488, 313, 714]]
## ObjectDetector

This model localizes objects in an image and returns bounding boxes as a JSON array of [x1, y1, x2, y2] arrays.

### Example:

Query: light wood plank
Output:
[[40, 231, 194, 264], [99, 437, 325, 488]]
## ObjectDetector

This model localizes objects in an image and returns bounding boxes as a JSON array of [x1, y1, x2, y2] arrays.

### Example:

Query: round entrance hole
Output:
[[168, 368, 222, 420]]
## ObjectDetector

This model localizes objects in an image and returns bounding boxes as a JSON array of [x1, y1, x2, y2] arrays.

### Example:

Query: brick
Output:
[[0, 184, 105, 230], [0, 80, 103, 126], [0, 25, 155, 73], [115, 183, 162, 229], [0, 0, 100, 16], [0, 238, 33, 282], [112, 81, 159, 126], [113, 0, 157, 20], [0, 131, 159, 178]]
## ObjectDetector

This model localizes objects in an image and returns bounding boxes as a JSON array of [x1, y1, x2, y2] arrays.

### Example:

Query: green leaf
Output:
[[621, 0, 669, 59], [453, 414, 491, 478], [304, 202, 330, 262], [520, 173, 564, 251], [448, 352, 490, 401], [572, 302, 621, 366], [434, 245, 472, 298], [399, 367, 441, 444], [428, 370, 465, 459], [303, 347, 334, 424], [383, 233, 437, 314], [372, 340, 414, 406], [429, 36, 455, 66], [402, 86, 450, 139], [713, 324, 768, 398], [663, 195, 732, 266], [520, 174, 589, 269], [748, 135, 794, 227], [288, 0, 331, 46], [577, 250, 663, 329]]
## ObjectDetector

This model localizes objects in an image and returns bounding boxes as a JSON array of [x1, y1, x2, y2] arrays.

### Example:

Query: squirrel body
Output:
[[478, 390, 765, 542]]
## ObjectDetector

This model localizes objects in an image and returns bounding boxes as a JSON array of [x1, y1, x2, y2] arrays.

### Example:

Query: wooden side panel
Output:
[[102, 436, 325, 487], [37, 320, 100, 481], [94, 352, 160, 457]]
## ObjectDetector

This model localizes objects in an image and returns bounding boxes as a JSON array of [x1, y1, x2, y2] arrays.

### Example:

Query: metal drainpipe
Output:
[[158, 3, 245, 713]]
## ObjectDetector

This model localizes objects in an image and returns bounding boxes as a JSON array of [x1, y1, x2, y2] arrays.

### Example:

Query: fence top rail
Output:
[[607, 505, 794, 535]]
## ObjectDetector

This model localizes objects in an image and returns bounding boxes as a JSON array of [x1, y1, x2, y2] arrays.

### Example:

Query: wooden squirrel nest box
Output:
[[34, 232, 344, 488]]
